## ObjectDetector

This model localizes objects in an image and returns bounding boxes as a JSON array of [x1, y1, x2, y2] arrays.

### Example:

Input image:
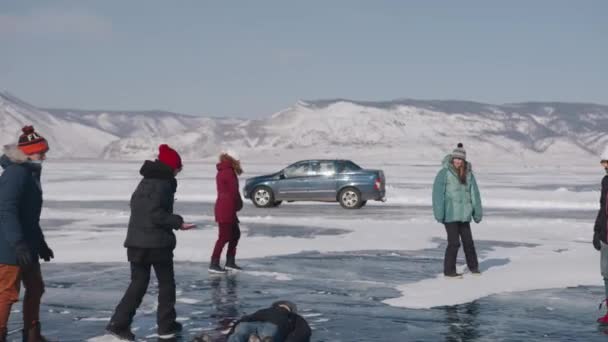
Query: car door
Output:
[[275, 161, 312, 200], [307, 161, 338, 200]]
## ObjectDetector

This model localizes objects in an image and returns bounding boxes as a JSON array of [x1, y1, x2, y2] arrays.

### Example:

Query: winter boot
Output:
[[470, 269, 482, 275], [0, 327, 6, 342], [158, 321, 183, 339], [22, 322, 51, 342], [225, 255, 242, 271], [208, 260, 227, 274], [106, 322, 136, 341]]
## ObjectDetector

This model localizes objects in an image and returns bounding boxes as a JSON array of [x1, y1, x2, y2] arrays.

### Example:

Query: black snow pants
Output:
[[110, 258, 176, 334], [444, 222, 479, 275]]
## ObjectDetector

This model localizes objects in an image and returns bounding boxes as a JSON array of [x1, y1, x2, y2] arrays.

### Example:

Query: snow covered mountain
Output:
[[0, 92, 118, 157], [1, 91, 607, 164], [0, 91, 219, 159], [44, 108, 205, 138], [242, 99, 608, 163]]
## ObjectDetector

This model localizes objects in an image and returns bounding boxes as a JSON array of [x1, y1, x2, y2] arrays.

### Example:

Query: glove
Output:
[[15, 241, 33, 267], [181, 223, 197, 230], [594, 232, 602, 251], [39, 240, 54, 262]]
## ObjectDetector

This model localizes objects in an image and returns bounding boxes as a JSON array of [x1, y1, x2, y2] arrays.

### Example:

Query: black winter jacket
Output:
[[124, 161, 183, 251], [595, 176, 608, 244]]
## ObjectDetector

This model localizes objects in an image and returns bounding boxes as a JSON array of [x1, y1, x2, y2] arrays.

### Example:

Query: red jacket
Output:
[[214, 160, 243, 223]]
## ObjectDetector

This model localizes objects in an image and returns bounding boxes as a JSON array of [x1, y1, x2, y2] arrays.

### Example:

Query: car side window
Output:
[[319, 161, 336, 176], [284, 162, 310, 178], [308, 161, 321, 176]]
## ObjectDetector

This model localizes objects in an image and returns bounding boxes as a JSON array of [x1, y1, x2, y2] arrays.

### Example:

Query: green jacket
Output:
[[432, 155, 483, 224]]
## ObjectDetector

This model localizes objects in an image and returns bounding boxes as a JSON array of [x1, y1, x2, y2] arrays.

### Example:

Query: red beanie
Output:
[[18, 125, 49, 155], [158, 144, 182, 171]]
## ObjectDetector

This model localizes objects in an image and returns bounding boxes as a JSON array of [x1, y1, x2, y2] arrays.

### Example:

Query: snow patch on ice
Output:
[[177, 297, 200, 304], [246, 271, 293, 281]]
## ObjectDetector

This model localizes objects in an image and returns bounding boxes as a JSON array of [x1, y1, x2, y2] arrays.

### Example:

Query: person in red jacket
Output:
[[209, 150, 244, 273]]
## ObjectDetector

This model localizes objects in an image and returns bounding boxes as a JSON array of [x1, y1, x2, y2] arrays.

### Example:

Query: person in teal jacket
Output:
[[432, 143, 483, 277]]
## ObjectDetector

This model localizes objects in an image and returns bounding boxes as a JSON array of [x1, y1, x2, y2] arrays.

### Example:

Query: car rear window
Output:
[[339, 161, 362, 172]]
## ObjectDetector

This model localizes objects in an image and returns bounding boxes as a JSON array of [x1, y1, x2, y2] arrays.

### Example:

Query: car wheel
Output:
[[339, 187, 362, 209], [252, 186, 275, 208]]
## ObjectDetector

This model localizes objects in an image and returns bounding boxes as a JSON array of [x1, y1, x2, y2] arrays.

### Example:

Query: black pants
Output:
[[444, 222, 479, 275], [110, 261, 176, 333]]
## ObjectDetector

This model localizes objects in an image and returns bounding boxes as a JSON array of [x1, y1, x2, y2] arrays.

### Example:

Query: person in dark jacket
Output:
[[106, 144, 196, 341], [432, 143, 483, 278], [0, 126, 53, 342], [226, 300, 311, 342], [209, 150, 244, 273], [594, 147, 608, 324]]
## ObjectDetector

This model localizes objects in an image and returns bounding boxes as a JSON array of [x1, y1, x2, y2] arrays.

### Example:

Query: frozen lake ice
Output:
[[4, 160, 608, 341]]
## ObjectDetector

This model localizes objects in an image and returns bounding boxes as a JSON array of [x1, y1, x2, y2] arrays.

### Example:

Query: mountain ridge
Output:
[[1, 91, 606, 164]]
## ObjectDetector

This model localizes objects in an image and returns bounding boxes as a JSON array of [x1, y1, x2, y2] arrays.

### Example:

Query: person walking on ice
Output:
[[594, 146, 608, 324], [209, 150, 244, 273], [106, 144, 196, 341], [432, 143, 483, 278], [0, 126, 54, 342]]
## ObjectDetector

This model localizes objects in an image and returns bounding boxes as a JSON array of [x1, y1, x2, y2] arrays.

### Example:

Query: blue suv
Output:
[[243, 160, 386, 209]]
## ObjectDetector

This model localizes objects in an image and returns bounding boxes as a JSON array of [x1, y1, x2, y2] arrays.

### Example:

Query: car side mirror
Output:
[[279, 172, 286, 180]]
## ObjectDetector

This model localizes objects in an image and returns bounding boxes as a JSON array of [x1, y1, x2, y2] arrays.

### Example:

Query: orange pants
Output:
[[0, 264, 45, 330]]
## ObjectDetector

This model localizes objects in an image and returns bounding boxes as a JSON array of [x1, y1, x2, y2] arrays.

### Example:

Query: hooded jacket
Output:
[[0, 145, 46, 265], [432, 155, 483, 224], [123, 160, 184, 250], [214, 159, 243, 224]]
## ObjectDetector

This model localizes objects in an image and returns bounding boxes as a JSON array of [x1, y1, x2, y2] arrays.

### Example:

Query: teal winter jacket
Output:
[[432, 155, 483, 224]]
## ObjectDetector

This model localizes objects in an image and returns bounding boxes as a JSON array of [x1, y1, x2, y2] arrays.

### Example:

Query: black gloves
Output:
[[15, 241, 33, 267], [39, 240, 54, 262], [594, 232, 602, 251]]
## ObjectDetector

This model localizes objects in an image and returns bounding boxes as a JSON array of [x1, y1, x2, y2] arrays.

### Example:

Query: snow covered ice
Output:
[[4, 158, 608, 341]]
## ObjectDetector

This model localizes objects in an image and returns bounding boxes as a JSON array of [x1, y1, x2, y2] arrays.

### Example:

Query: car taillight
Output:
[[374, 178, 382, 190]]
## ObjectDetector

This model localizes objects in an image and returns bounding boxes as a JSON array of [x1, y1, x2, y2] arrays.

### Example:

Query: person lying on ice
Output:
[[194, 300, 311, 342], [105, 144, 196, 341]]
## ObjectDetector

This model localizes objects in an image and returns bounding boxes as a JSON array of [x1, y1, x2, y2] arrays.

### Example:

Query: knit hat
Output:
[[18, 126, 49, 155], [158, 144, 182, 171], [451, 143, 466, 161], [220, 149, 240, 161], [601, 145, 608, 162], [271, 300, 297, 313]]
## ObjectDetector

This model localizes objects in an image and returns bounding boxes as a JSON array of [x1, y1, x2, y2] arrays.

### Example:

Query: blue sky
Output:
[[1, 1, 605, 117]]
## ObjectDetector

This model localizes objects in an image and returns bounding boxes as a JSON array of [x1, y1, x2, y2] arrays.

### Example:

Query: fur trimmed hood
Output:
[[1, 144, 29, 166], [442, 154, 473, 173]]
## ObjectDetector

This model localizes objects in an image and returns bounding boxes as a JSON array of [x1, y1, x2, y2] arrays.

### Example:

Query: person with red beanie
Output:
[[106, 144, 195, 341], [158, 144, 183, 172], [209, 150, 244, 273], [0, 126, 53, 342]]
